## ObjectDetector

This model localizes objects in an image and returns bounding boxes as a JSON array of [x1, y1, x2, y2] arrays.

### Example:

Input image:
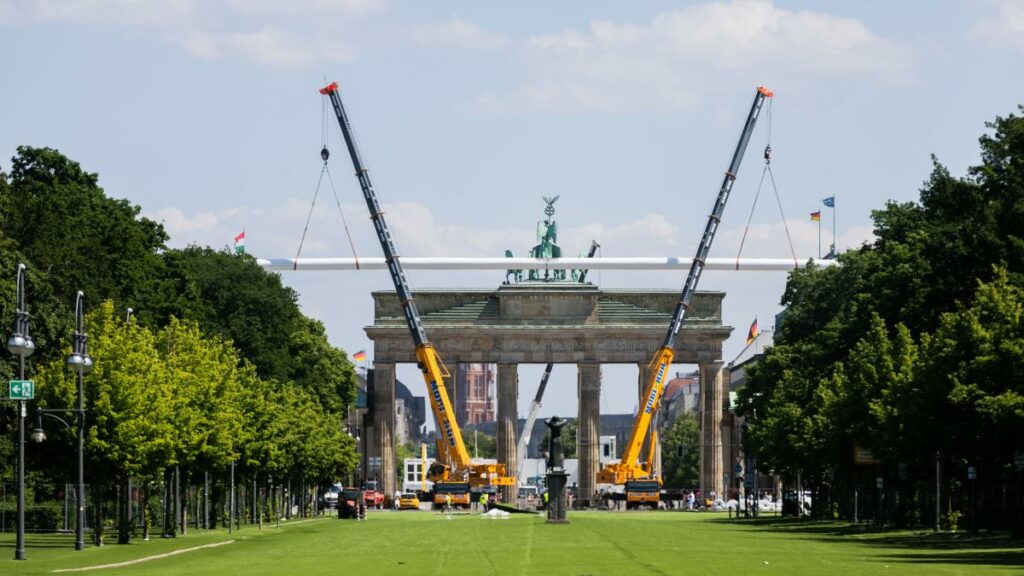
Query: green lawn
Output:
[[1, 512, 1022, 575]]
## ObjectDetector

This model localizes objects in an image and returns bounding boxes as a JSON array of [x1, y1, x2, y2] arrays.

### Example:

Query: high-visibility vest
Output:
[[543, 492, 549, 503], [480, 494, 488, 505]]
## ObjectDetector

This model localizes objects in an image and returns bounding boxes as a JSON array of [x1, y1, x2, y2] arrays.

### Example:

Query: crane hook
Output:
[[763, 145, 772, 164], [321, 147, 330, 163]]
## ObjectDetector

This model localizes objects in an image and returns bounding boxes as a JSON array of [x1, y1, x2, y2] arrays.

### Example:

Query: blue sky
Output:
[[2, 0, 1022, 424]]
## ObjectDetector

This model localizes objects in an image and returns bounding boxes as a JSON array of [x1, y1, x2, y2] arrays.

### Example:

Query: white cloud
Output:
[[178, 26, 355, 66], [154, 200, 685, 261], [0, 0, 195, 26], [0, 0, 369, 67], [222, 0, 385, 16], [487, 0, 914, 113], [970, 0, 1024, 54], [152, 206, 221, 233], [410, 16, 512, 51]]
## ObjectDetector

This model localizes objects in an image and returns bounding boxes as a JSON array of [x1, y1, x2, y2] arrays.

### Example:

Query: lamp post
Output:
[[66, 291, 93, 550], [31, 409, 73, 535], [8, 264, 35, 561]]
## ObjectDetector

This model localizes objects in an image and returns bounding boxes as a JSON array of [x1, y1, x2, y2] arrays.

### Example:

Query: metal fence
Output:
[[0, 482, 91, 533]]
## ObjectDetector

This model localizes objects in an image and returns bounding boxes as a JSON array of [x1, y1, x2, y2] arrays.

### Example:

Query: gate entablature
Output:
[[366, 284, 729, 364]]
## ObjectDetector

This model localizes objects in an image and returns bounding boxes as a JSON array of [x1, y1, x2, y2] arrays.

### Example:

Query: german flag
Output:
[[810, 211, 821, 221], [352, 350, 366, 362], [746, 319, 759, 346]]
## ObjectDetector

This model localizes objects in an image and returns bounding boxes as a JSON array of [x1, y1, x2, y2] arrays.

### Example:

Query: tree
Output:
[[159, 246, 302, 383], [738, 107, 1024, 524], [287, 316, 358, 415], [35, 301, 175, 543], [916, 270, 1024, 468], [0, 147, 168, 318], [156, 317, 245, 473], [660, 414, 699, 488]]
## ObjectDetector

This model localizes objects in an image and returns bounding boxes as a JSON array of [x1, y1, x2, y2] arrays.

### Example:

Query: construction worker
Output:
[[444, 493, 452, 513], [479, 492, 488, 513], [543, 490, 549, 510]]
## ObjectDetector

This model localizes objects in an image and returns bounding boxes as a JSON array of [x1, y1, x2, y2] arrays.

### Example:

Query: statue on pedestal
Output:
[[545, 416, 570, 524]]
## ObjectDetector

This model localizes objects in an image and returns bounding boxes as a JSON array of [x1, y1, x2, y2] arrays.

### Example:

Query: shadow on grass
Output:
[[0, 532, 79, 549], [710, 516, 1024, 568], [879, 550, 1024, 567]]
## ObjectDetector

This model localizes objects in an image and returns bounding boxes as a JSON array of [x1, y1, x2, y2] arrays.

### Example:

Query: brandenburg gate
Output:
[[363, 283, 733, 504]]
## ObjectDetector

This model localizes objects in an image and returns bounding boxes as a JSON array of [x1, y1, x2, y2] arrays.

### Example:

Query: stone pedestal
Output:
[[546, 471, 569, 524]]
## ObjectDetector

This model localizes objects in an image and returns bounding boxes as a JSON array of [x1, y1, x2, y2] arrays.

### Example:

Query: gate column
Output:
[[497, 363, 519, 503], [369, 363, 397, 503], [577, 363, 602, 506], [699, 360, 725, 503]]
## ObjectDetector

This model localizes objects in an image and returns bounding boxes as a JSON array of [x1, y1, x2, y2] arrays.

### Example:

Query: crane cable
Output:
[[735, 97, 799, 269], [294, 94, 362, 270]]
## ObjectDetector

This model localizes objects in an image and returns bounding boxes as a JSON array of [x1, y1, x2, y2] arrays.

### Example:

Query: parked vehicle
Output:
[[337, 488, 363, 519], [363, 480, 385, 509], [398, 492, 421, 510], [625, 480, 660, 510], [432, 482, 471, 509]]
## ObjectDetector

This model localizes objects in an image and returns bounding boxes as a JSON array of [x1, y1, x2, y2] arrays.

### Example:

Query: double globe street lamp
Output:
[[8, 264, 35, 561], [29, 292, 92, 551]]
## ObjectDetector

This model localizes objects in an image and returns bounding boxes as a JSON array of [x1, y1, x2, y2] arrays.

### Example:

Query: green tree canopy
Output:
[[738, 107, 1024, 516], [0, 147, 168, 316], [660, 414, 699, 489]]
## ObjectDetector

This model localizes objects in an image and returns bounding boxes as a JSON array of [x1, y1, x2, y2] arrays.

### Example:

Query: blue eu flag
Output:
[[822, 196, 835, 208]]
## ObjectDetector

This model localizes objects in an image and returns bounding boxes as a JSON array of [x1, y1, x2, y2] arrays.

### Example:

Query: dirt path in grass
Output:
[[51, 540, 236, 573]]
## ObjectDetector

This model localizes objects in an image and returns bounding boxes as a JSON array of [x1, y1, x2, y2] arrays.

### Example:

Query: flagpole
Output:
[[832, 202, 837, 255], [827, 202, 835, 254]]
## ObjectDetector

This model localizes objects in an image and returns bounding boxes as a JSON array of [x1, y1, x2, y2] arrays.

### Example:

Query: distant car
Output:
[[324, 484, 343, 508], [398, 492, 420, 510], [518, 486, 539, 499]]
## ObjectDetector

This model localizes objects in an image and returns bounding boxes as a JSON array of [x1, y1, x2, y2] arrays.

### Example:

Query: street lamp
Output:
[[8, 263, 34, 561], [66, 291, 92, 550]]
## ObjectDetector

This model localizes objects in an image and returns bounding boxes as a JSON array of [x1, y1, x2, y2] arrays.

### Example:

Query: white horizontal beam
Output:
[[257, 256, 837, 272]]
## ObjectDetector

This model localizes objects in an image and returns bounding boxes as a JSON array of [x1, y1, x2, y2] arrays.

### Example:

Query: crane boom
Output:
[[514, 241, 599, 481], [598, 86, 773, 486], [320, 81, 513, 489]]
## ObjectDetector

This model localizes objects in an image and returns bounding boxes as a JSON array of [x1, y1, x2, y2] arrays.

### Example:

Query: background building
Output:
[[455, 363, 496, 426]]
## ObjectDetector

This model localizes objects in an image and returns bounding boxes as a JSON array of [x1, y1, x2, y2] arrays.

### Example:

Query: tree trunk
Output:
[[142, 484, 150, 541], [92, 485, 105, 547], [117, 475, 131, 544]]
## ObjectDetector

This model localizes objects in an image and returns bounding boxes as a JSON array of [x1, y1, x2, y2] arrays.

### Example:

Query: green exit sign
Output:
[[8, 380, 34, 400]]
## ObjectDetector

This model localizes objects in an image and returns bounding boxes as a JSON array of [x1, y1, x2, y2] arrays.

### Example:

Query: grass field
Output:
[[1, 511, 1022, 575]]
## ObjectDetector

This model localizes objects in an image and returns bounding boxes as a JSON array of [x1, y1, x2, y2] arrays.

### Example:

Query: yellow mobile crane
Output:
[[596, 86, 773, 507], [320, 82, 516, 507]]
